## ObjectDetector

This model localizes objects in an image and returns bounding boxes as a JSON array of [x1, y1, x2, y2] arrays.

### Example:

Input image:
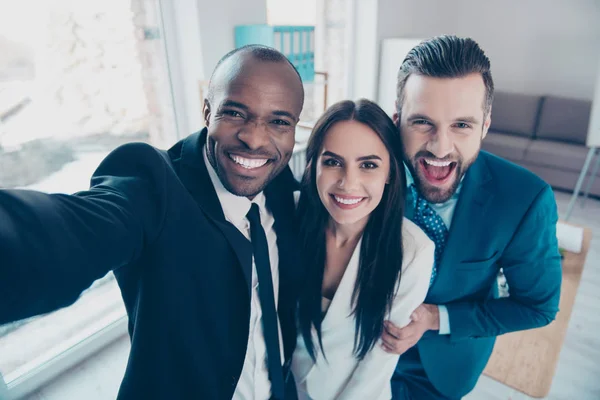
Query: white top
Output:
[[203, 148, 283, 400], [291, 219, 435, 400]]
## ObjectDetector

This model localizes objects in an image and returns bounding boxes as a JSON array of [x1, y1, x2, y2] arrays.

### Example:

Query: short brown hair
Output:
[[396, 35, 494, 116]]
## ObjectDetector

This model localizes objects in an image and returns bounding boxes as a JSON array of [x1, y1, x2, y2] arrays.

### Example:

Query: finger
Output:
[[381, 341, 407, 355], [380, 340, 404, 354], [381, 334, 399, 350], [381, 329, 402, 348], [381, 329, 396, 344], [384, 320, 403, 339], [381, 341, 395, 353], [395, 324, 418, 341], [411, 304, 425, 321], [382, 330, 417, 354], [381, 342, 396, 353]]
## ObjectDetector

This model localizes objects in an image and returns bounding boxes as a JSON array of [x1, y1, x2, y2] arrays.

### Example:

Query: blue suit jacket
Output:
[[400, 151, 562, 398], [0, 129, 302, 399]]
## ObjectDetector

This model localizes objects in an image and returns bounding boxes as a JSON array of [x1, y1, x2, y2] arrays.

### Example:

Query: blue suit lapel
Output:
[[425, 153, 495, 302]]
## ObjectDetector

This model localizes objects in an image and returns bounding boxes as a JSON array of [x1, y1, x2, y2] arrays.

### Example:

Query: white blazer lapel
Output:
[[320, 239, 362, 332]]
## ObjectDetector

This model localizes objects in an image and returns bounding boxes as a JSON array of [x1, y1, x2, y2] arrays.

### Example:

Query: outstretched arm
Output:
[[0, 143, 169, 324]]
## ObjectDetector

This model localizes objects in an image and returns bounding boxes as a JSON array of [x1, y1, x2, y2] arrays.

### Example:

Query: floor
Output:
[[19, 191, 600, 400]]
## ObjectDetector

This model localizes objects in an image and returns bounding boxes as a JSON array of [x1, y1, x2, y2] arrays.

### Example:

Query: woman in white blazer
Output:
[[292, 99, 434, 400]]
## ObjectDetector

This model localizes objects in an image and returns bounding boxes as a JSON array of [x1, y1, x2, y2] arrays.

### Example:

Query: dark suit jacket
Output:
[[0, 129, 303, 399], [398, 151, 562, 398]]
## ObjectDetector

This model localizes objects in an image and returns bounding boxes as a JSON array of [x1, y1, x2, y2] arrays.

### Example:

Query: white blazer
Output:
[[291, 218, 435, 400]]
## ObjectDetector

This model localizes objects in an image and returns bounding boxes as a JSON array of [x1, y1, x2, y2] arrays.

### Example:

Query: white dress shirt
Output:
[[292, 219, 435, 400], [204, 148, 284, 400]]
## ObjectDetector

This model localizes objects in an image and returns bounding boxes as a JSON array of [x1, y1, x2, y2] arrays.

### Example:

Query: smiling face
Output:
[[316, 120, 391, 228], [394, 73, 491, 203], [203, 54, 304, 197]]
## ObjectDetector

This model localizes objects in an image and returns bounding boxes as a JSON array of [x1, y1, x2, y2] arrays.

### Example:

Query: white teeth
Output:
[[424, 159, 452, 167], [334, 195, 363, 205], [230, 155, 268, 169]]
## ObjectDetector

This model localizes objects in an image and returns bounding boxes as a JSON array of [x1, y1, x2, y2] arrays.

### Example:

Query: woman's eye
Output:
[[323, 158, 341, 167], [361, 162, 378, 169]]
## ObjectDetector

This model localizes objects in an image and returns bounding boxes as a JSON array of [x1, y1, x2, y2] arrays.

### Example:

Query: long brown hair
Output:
[[296, 99, 407, 360]]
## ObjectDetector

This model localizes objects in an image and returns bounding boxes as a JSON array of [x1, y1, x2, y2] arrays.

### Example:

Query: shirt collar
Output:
[[203, 145, 267, 228]]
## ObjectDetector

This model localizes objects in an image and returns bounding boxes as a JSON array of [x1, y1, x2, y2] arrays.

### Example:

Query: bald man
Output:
[[0, 45, 305, 400]]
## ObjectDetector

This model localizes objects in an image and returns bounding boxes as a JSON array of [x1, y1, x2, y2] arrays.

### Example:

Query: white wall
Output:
[[161, 0, 267, 136], [587, 61, 600, 147], [196, 0, 268, 76], [267, 0, 316, 25], [375, 0, 600, 101], [377, 38, 423, 116], [348, 0, 379, 101]]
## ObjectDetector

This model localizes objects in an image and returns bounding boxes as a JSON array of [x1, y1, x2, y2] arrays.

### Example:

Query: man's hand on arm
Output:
[[381, 303, 440, 355]]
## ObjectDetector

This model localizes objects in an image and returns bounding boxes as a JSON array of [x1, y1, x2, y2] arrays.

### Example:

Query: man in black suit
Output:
[[0, 45, 305, 399]]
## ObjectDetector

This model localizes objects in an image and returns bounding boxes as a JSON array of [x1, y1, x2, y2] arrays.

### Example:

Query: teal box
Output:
[[235, 24, 315, 82]]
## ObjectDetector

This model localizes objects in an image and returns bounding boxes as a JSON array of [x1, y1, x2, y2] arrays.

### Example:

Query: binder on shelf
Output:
[[235, 24, 315, 82]]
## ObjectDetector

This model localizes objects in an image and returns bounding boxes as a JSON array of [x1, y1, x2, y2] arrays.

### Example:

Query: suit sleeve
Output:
[[336, 235, 435, 400], [444, 184, 562, 340], [0, 143, 169, 324]]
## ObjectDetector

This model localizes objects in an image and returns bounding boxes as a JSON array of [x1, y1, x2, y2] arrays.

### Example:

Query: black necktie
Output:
[[246, 204, 285, 399]]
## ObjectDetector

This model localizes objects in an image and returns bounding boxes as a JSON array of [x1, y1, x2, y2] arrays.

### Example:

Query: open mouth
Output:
[[419, 158, 458, 184], [228, 153, 272, 170], [330, 194, 366, 209]]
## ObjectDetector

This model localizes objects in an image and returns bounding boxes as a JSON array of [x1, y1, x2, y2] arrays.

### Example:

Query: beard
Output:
[[406, 149, 479, 204]]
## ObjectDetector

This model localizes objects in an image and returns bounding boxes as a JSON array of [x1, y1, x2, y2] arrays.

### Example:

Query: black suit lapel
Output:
[[264, 163, 301, 362], [175, 129, 253, 294], [265, 167, 300, 285], [173, 129, 301, 300]]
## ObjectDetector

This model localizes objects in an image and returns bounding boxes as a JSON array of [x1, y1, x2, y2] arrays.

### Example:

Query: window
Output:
[[0, 0, 177, 396]]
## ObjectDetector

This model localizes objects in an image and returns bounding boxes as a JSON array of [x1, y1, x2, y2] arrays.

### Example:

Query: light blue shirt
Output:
[[404, 164, 462, 229], [404, 164, 463, 335]]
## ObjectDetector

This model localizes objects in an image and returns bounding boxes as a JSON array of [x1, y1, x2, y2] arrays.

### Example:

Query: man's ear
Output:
[[393, 101, 400, 126], [203, 99, 211, 127]]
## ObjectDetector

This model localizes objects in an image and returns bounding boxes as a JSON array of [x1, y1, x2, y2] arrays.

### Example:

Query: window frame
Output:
[[1, 0, 189, 396], [5, 317, 128, 400]]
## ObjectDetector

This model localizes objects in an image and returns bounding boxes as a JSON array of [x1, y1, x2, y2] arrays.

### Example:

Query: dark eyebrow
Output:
[[322, 151, 343, 160], [455, 116, 480, 124], [407, 113, 481, 125], [219, 100, 297, 121], [219, 100, 248, 110], [272, 110, 298, 122], [322, 151, 382, 162], [406, 113, 432, 122], [357, 155, 382, 162]]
